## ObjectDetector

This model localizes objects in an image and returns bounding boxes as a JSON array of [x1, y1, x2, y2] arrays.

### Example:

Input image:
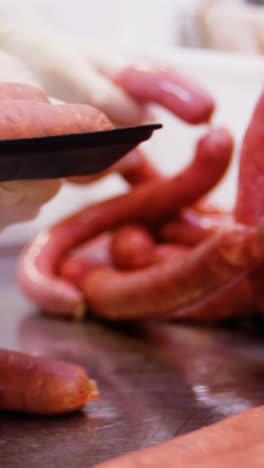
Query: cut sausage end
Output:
[[87, 379, 100, 402]]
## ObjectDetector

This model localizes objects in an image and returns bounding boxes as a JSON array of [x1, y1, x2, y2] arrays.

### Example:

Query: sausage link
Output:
[[59, 232, 113, 287], [153, 244, 190, 263], [82, 223, 264, 321], [0, 349, 99, 415], [17, 127, 233, 317], [110, 224, 155, 269], [160, 208, 233, 246], [171, 279, 254, 321], [114, 65, 215, 124], [235, 91, 264, 225]]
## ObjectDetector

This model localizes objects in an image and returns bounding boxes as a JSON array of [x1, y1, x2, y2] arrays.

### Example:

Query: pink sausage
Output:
[[153, 244, 190, 263], [110, 224, 155, 269], [160, 208, 233, 246], [61, 242, 190, 288], [59, 232, 113, 287], [235, 91, 264, 225], [171, 279, 255, 321], [233, 91, 264, 311], [81, 222, 264, 321], [114, 65, 215, 124], [17, 127, 233, 317], [0, 349, 99, 415]]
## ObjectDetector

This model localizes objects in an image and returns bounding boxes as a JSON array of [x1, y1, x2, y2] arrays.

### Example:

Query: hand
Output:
[[0, 18, 144, 127], [0, 81, 112, 230], [0, 17, 214, 127], [0, 19, 215, 230], [0, 179, 62, 229], [0, 52, 63, 229]]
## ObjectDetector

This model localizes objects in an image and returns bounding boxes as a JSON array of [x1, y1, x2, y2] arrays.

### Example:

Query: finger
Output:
[[0, 179, 62, 229], [0, 179, 62, 207]]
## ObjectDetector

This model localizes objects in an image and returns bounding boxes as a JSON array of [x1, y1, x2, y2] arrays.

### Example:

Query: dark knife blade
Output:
[[0, 123, 162, 182]]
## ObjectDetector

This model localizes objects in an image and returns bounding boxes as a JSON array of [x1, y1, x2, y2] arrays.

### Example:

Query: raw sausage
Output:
[[115, 65, 215, 124], [82, 223, 264, 321], [0, 349, 99, 415], [17, 127, 233, 317]]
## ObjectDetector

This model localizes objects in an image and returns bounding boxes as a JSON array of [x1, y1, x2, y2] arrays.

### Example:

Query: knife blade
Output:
[[0, 123, 162, 182]]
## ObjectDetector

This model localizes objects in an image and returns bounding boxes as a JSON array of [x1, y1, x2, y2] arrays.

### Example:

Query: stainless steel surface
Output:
[[1, 251, 264, 467]]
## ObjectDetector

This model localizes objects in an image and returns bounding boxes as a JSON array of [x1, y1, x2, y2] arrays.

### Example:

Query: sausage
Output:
[[171, 278, 255, 321], [0, 82, 49, 102], [235, 91, 264, 225], [114, 149, 164, 185], [59, 232, 113, 287], [193, 198, 230, 216], [60, 241, 190, 288], [93, 405, 264, 468], [110, 224, 155, 269], [82, 222, 264, 321], [0, 349, 99, 415], [159, 216, 214, 246], [110, 225, 189, 270], [114, 65, 215, 124], [0, 100, 112, 140], [153, 244, 190, 263], [233, 91, 264, 312], [17, 127, 233, 317], [160, 208, 233, 246]]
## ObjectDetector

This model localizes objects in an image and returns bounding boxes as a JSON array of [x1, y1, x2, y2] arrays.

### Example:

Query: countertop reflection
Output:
[[1, 252, 264, 467]]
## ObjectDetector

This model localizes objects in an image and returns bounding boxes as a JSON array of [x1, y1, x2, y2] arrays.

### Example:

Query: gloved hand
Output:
[[0, 22, 142, 229], [0, 17, 145, 126], [0, 18, 215, 230], [0, 179, 62, 229]]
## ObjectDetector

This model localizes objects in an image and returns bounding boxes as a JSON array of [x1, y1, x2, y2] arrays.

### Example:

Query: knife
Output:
[[0, 123, 162, 182]]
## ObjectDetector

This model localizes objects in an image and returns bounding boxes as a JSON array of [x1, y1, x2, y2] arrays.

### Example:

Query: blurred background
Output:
[[0, 0, 264, 245], [2, 0, 264, 52]]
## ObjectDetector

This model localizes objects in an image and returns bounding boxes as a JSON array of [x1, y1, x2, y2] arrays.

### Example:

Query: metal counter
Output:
[[1, 251, 264, 467]]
